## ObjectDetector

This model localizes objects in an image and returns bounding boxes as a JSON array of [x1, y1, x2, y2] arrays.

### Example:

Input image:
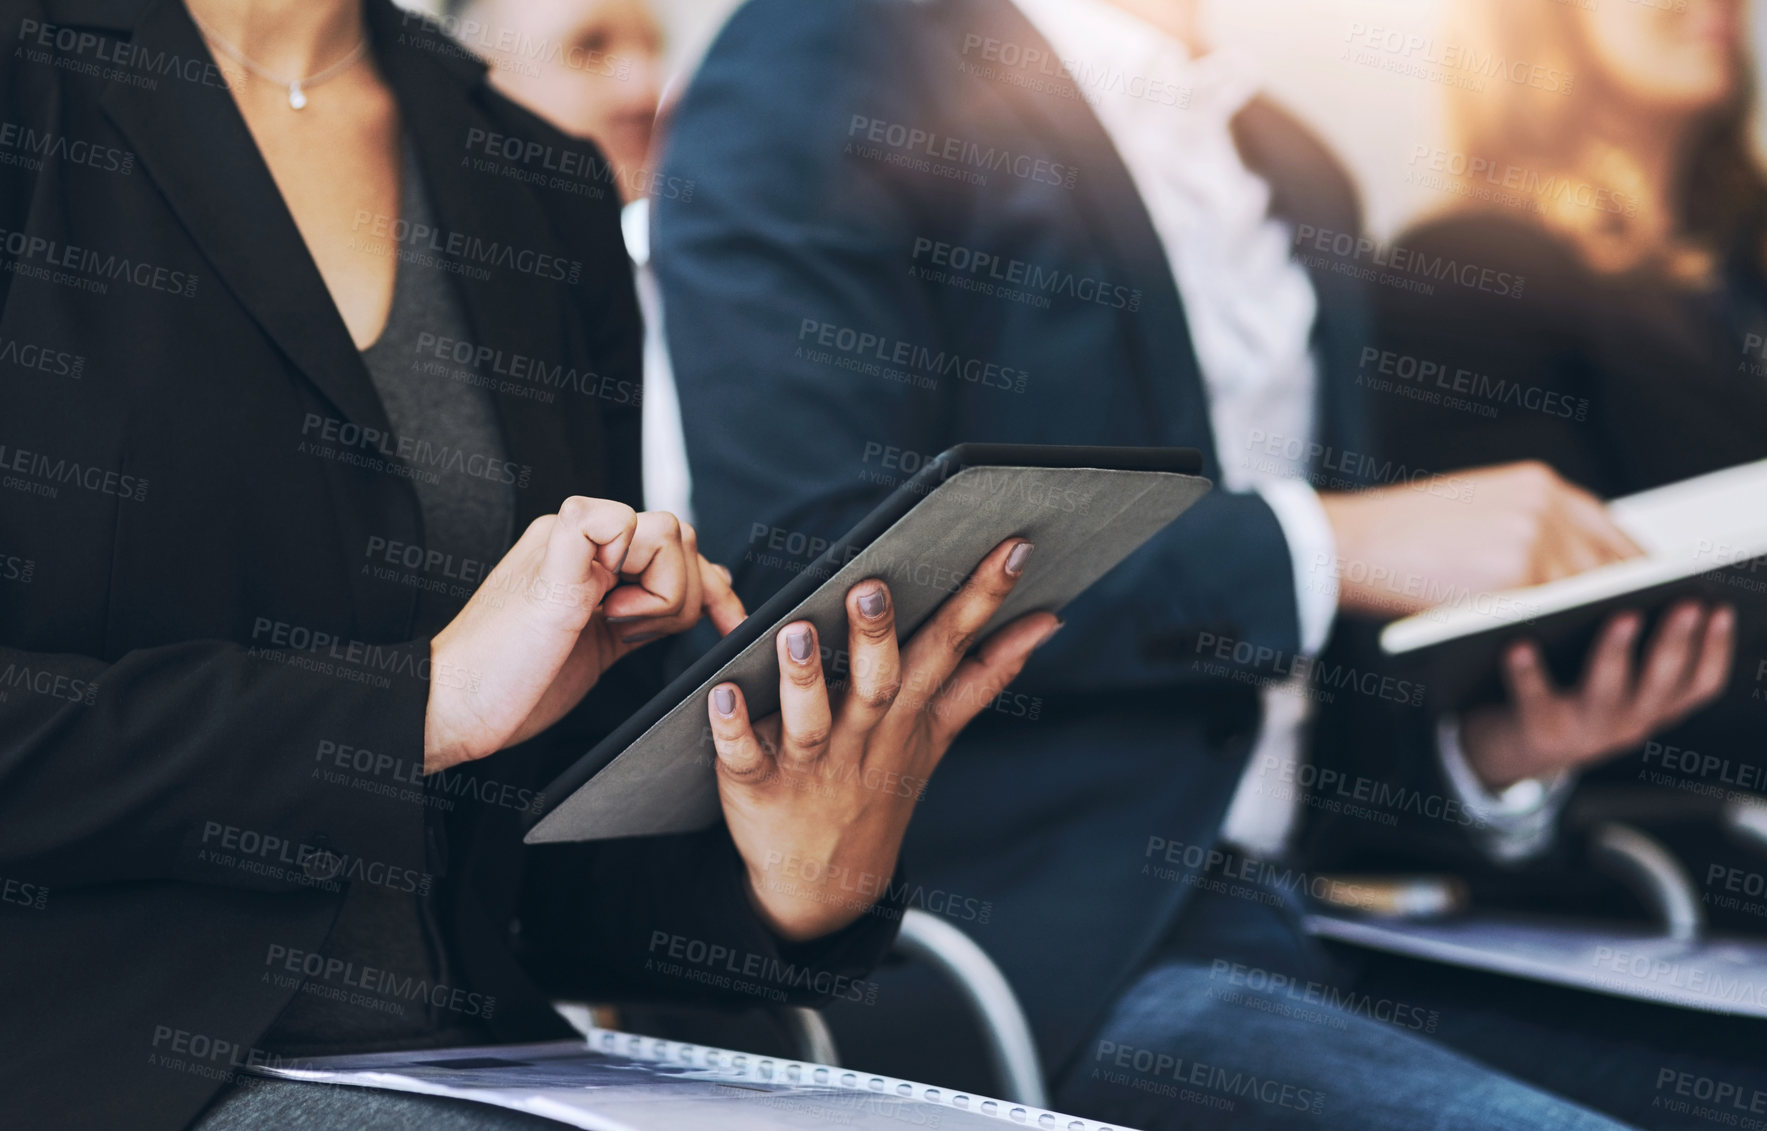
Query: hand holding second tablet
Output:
[[706, 538, 1061, 942], [1459, 600, 1736, 789], [425, 498, 745, 774]]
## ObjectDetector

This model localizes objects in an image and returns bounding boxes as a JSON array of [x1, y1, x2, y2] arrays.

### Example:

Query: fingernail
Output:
[[712, 686, 736, 718], [858, 585, 888, 620], [1037, 619, 1065, 647], [1509, 646, 1534, 669], [1005, 541, 1034, 577], [786, 625, 815, 663], [622, 631, 660, 645]]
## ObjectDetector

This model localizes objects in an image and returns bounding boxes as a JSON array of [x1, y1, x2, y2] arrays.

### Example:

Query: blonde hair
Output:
[[1438, 0, 1763, 283]]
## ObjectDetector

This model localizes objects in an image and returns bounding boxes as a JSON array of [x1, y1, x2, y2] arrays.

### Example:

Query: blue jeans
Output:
[[1054, 957, 1630, 1131], [1053, 879, 1632, 1131]]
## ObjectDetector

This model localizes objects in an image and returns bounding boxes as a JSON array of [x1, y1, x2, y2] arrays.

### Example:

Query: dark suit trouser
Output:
[[194, 1078, 559, 1129]]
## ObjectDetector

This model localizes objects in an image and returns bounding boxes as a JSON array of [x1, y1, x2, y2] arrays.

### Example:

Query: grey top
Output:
[[361, 151, 516, 636], [261, 145, 513, 1056]]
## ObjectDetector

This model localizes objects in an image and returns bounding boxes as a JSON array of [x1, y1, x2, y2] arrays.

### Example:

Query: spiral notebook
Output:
[[254, 1028, 1137, 1130]]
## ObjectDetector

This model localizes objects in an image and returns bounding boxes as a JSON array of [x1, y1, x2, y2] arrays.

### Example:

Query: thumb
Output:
[[701, 558, 748, 636]]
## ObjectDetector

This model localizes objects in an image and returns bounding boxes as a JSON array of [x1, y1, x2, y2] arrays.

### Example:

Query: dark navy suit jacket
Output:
[[656, 0, 1371, 1081]]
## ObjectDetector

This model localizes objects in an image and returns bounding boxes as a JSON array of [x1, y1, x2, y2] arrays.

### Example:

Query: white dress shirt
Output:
[[1009, 0, 1563, 861], [621, 197, 696, 525]]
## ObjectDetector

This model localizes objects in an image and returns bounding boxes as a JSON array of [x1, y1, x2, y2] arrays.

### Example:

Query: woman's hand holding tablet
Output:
[[706, 537, 1063, 941], [421, 498, 1058, 942]]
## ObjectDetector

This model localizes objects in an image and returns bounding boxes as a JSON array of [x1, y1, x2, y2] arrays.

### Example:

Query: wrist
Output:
[[741, 832, 904, 943], [1317, 491, 1375, 615], [1321, 487, 1453, 620], [743, 864, 862, 943], [422, 706, 469, 775], [1459, 706, 1537, 791], [422, 635, 477, 774]]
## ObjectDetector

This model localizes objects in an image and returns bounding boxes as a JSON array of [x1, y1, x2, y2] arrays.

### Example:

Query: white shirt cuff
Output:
[[1254, 479, 1338, 656], [1437, 716, 1576, 864]]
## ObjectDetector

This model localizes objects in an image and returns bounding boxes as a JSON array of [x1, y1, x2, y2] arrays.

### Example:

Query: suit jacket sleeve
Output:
[[517, 825, 905, 1009], [0, 640, 432, 891], [654, 0, 1303, 696], [0, 43, 430, 893]]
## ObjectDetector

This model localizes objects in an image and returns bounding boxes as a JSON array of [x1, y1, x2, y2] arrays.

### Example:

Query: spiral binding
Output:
[[585, 1025, 1127, 1131]]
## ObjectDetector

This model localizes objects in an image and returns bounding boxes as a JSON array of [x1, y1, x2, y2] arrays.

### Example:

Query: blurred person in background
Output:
[[1369, 0, 1767, 567], [1302, 0, 1767, 1122], [452, 0, 665, 202], [652, 0, 1743, 1126], [1317, 0, 1766, 906], [451, 0, 695, 519]]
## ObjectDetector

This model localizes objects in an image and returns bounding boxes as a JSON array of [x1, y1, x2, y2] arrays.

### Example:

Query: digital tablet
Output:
[[524, 443, 1209, 843], [1381, 457, 1767, 711]]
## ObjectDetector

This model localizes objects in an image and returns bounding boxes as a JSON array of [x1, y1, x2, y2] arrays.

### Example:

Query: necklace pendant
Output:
[[288, 81, 307, 110]]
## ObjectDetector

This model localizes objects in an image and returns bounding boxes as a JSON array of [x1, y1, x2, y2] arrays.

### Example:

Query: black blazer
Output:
[[1305, 211, 1767, 921], [655, 0, 1371, 1083], [0, 2, 894, 1129]]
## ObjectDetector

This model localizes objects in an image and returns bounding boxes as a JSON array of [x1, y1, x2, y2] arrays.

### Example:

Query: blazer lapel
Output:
[[96, 0, 395, 438], [943, 0, 1214, 460], [1231, 97, 1374, 462]]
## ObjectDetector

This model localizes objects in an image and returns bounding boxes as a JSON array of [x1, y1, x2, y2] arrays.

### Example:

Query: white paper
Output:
[[1307, 912, 1767, 1018], [256, 1030, 1133, 1131], [1608, 458, 1767, 556]]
